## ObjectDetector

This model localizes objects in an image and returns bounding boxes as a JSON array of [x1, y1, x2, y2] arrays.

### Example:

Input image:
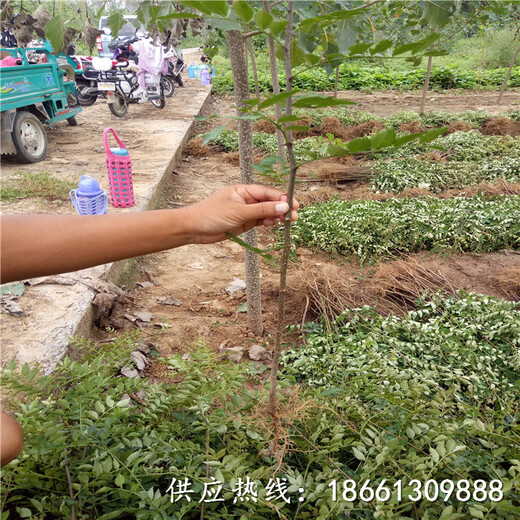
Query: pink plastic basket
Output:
[[103, 127, 135, 208]]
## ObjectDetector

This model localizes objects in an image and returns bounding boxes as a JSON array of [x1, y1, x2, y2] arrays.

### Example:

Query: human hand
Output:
[[183, 184, 299, 244]]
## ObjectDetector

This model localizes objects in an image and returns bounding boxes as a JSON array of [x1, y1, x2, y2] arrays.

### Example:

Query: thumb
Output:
[[240, 201, 289, 222]]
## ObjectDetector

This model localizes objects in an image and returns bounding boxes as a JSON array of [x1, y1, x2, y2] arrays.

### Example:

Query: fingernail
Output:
[[275, 202, 289, 213]]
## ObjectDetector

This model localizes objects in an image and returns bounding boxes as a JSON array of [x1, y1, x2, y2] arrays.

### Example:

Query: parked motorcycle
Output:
[[110, 35, 175, 99]]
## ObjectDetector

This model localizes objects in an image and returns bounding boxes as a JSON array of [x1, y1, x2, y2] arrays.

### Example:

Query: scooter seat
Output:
[[91, 57, 114, 71]]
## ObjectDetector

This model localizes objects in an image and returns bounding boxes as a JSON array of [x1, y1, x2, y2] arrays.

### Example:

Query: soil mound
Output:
[[447, 121, 473, 134], [399, 120, 427, 133], [481, 117, 520, 136], [292, 117, 315, 139]]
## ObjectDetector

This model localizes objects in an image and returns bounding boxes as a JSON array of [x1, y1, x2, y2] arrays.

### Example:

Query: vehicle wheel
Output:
[[11, 111, 48, 163], [109, 94, 128, 117], [67, 116, 78, 126], [151, 97, 166, 109], [161, 76, 174, 98], [77, 86, 98, 107]]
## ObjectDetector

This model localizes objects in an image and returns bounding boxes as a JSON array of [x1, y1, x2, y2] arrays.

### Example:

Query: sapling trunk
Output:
[[334, 66, 339, 98], [268, 0, 296, 417], [226, 29, 263, 336], [247, 35, 261, 99], [498, 44, 520, 105], [420, 55, 433, 114], [262, 0, 286, 161]]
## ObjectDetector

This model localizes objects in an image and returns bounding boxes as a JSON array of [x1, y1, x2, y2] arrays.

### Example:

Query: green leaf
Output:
[[277, 114, 301, 124], [254, 9, 273, 30], [225, 233, 279, 268], [0, 283, 25, 296], [393, 33, 440, 56], [16, 509, 32, 519], [299, 8, 367, 30], [346, 136, 371, 153], [98, 512, 126, 520], [422, 0, 456, 27], [238, 303, 248, 313], [106, 12, 126, 40], [336, 19, 358, 54], [292, 96, 355, 108], [44, 14, 66, 53], [233, 1, 254, 22], [258, 90, 298, 110], [348, 42, 373, 55], [115, 474, 125, 487], [327, 145, 350, 157], [418, 127, 448, 144], [393, 132, 423, 147], [157, 12, 200, 20], [371, 128, 396, 149], [370, 39, 393, 55], [269, 20, 288, 35], [352, 447, 365, 461], [180, 1, 228, 16], [206, 17, 242, 31], [202, 125, 226, 146]]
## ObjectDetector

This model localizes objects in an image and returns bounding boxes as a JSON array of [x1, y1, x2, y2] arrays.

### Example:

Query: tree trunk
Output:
[[262, 0, 286, 161], [334, 66, 339, 98], [268, 0, 296, 418], [247, 36, 260, 98], [226, 29, 263, 336], [420, 55, 433, 115], [498, 44, 520, 105]]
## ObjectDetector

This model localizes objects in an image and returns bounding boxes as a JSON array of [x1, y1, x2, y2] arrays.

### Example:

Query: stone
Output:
[[92, 146, 103, 153], [248, 344, 269, 362], [219, 346, 244, 363], [225, 277, 246, 295], [133, 311, 155, 322], [131, 351, 148, 371], [121, 366, 139, 378], [51, 158, 70, 164], [157, 296, 182, 306], [75, 158, 89, 166], [138, 281, 154, 289]]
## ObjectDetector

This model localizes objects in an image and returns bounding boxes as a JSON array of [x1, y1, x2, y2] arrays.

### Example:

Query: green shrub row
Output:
[[373, 157, 520, 193], [290, 195, 520, 263], [212, 64, 520, 94]]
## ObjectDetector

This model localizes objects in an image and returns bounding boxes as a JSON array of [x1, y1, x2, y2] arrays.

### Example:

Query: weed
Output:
[[1, 171, 76, 203]]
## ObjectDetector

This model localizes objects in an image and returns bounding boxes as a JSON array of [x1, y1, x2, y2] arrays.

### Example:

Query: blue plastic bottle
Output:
[[188, 63, 195, 78], [70, 175, 108, 215]]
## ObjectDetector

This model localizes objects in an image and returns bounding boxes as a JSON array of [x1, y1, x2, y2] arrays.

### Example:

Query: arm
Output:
[[1, 185, 298, 284]]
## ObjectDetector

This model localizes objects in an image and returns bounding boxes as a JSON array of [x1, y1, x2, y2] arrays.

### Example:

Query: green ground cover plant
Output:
[[290, 195, 520, 264], [373, 157, 520, 193], [1, 294, 519, 520], [0, 171, 76, 203], [211, 63, 520, 95]]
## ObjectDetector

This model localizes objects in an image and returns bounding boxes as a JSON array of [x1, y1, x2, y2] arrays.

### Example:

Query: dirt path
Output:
[[98, 92, 520, 361]]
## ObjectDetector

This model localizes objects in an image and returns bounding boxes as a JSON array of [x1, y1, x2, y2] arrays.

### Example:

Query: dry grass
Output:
[[184, 138, 210, 157], [447, 121, 473, 134], [254, 119, 277, 134], [493, 267, 520, 299], [345, 120, 384, 140], [481, 117, 520, 137], [399, 120, 427, 133], [319, 116, 347, 139], [368, 258, 460, 313]]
